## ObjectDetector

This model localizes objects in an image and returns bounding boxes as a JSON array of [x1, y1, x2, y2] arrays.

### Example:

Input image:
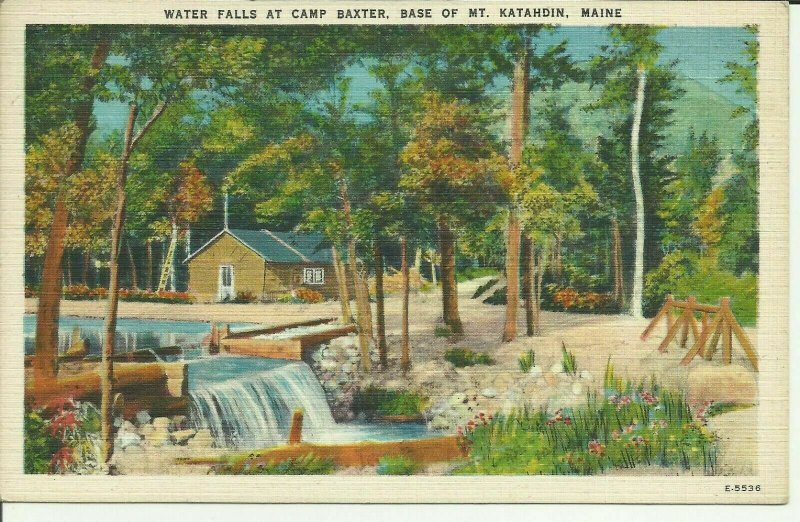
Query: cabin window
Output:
[[303, 267, 324, 285]]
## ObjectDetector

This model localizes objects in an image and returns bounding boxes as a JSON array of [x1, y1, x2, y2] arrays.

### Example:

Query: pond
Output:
[[23, 314, 255, 357]]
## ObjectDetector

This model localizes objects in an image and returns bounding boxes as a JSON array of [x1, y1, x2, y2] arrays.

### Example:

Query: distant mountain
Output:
[[524, 75, 748, 159]]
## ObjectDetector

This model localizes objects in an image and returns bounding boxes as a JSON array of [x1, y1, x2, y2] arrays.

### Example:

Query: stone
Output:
[[447, 393, 468, 407], [187, 429, 214, 449], [120, 420, 137, 433], [320, 358, 339, 371], [549, 363, 563, 376], [572, 382, 585, 396], [115, 430, 142, 450], [492, 374, 516, 391], [135, 410, 151, 426], [171, 415, 187, 429], [687, 363, 757, 407], [481, 388, 498, 398], [138, 424, 154, 437], [528, 366, 543, 379], [152, 417, 171, 430], [171, 428, 197, 445], [145, 429, 170, 447], [579, 370, 594, 381]]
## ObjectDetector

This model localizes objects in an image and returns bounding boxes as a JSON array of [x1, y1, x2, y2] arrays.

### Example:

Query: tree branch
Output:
[[130, 99, 169, 151]]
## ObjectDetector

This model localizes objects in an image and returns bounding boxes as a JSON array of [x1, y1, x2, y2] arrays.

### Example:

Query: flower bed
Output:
[[454, 362, 718, 475], [55, 285, 194, 303]]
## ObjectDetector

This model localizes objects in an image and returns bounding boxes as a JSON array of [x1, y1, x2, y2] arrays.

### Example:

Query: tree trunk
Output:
[[169, 219, 178, 292], [145, 240, 153, 291], [126, 238, 138, 289], [534, 249, 544, 336], [331, 244, 352, 323], [65, 252, 73, 286], [373, 241, 388, 369], [400, 237, 410, 374], [82, 250, 90, 285], [438, 215, 462, 334], [337, 167, 371, 371], [522, 235, 534, 336], [34, 37, 110, 390], [502, 44, 528, 343], [414, 247, 422, 273], [100, 101, 139, 464], [430, 256, 437, 286], [611, 217, 623, 309], [630, 66, 647, 318]]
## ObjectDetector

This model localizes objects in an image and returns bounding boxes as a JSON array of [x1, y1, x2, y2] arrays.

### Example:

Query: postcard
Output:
[[0, 0, 789, 503]]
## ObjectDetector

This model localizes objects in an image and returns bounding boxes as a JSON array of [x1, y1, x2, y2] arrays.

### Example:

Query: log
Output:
[[223, 317, 336, 340], [288, 410, 303, 444], [681, 311, 723, 366], [725, 309, 758, 371], [640, 295, 672, 341], [183, 436, 466, 469], [26, 363, 167, 408], [222, 338, 303, 360], [658, 314, 684, 352]]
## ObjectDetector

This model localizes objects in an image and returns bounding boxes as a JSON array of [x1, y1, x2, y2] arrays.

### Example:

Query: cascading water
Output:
[[187, 356, 337, 449]]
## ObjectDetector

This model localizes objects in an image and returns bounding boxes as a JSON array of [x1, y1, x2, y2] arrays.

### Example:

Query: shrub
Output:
[[295, 287, 324, 303], [518, 350, 536, 373], [644, 251, 757, 325], [483, 286, 506, 305], [444, 348, 494, 368], [61, 285, 194, 304], [560, 343, 577, 376], [377, 455, 421, 475], [215, 453, 335, 475], [472, 277, 499, 299], [547, 286, 618, 314], [434, 325, 453, 337], [232, 290, 258, 303], [24, 398, 102, 475], [352, 387, 429, 418], [454, 369, 718, 475]]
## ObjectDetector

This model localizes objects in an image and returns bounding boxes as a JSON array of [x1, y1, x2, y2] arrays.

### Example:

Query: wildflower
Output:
[[639, 391, 658, 406], [587, 440, 605, 456], [611, 429, 621, 440], [564, 417, 572, 426]]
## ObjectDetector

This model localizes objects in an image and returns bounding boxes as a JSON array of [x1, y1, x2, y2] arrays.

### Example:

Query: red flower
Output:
[[50, 446, 74, 473], [50, 411, 78, 437]]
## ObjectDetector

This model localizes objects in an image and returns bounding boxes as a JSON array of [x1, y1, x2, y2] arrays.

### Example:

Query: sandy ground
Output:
[[24, 277, 759, 475]]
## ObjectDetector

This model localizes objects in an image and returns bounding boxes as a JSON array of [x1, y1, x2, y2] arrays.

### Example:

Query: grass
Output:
[[214, 453, 335, 475], [472, 277, 499, 299], [376, 455, 421, 475], [457, 267, 500, 282], [444, 348, 494, 368], [434, 325, 453, 337], [353, 387, 429, 418], [518, 350, 536, 373], [704, 402, 754, 418], [454, 360, 718, 475], [560, 343, 577, 376]]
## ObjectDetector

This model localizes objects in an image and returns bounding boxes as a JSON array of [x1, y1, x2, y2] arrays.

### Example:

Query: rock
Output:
[[687, 363, 757, 407], [120, 420, 137, 433], [135, 410, 151, 426], [528, 366, 543, 379], [170, 428, 197, 445], [579, 370, 594, 381], [481, 388, 498, 398], [139, 424, 154, 437], [187, 429, 214, 449], [145, 429, 170, 447], [115, 430, 142, 450], [549, 363, 563, 376], [152, 417, 171, 430], [572, 382, 585, 396], [447, 393, 468, 407], [171, 415, 187, 430], [320, 358, 339, 371]]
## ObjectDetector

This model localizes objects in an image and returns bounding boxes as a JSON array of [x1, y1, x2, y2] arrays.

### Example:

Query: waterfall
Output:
[[187, 357, 336, 449]]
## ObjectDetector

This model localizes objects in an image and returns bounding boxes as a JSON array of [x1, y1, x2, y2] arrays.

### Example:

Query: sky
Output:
[[92, 26, 753, 135]]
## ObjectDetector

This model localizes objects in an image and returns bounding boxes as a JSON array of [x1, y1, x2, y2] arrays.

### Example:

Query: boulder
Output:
[[152, 417, 171, 431], [572, 382, 585, 396], [579, 370, 594, 382], [115, 430, 142, 451], [549, 363, 563, 376], [187, 429, 214, 449], [171, 415, 187, 430], [171, 428, 197, 445], [135, 410, 151, 426], [528, 366, 543, 380], [481, 388, 498, 399], [138, 424, 154, 437], [687, 363, 757, 407], [447, 393, 468, 407], [145, 429, 170, 447]]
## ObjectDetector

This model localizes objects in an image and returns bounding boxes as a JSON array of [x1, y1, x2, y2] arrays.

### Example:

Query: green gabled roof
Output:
[[185, 228, 332, 264]]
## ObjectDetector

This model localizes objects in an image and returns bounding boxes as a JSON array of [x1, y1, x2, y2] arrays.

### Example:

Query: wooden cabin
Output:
[[185, 228, 339, 302]]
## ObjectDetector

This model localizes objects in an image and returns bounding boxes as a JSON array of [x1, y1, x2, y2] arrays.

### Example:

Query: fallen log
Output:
[[181, 435, 467, 469], [26, 363, 167, 408]]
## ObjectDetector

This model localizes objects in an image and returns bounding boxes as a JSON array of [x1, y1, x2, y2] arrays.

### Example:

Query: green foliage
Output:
[[433, 325, 453, 337], [518, 350, 536, 373], [376, 455, 421, 475], [444, 348, 494, 368], [644, 251, 757, 325], [457, 267, 500, 283], [455, 374, 717, 475], [704, 402, 754, 418], [24, 410, 60, 474], [483, 286, 507, 306], [232, 290, 258, 303], [471, 277, 499, 299], [215, 454, 335, 475], [352, 387, 429, 418], [560, 343, 577, 376]]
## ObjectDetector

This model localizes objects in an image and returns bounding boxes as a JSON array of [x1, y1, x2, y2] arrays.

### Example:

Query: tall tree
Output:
[[29, 28, 111, 389], [400, 93, 503, 334]]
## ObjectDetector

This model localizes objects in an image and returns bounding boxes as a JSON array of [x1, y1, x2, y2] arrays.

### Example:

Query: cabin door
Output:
[[218, 264, 234, 301]]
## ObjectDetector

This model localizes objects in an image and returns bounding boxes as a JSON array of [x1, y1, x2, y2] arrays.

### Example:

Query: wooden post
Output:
[[288, 409, 304, 445], [209, 323, 219, 355], [641, 294, 673, 341]]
